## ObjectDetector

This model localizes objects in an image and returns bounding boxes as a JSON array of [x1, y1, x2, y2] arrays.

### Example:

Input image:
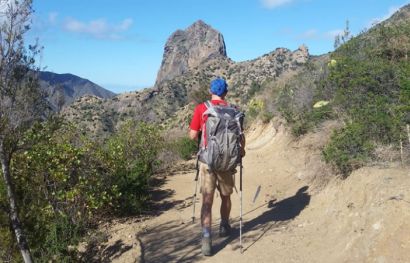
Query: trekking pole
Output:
[[192, 132, 201, 223], [239, 157, 243, 253]]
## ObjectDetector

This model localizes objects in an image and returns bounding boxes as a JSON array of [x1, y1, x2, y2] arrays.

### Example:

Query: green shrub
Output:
[[40, 215, 83, 262], [246, 98, 264, 121], [246, 82, 262, 101], [323, 123, 374, 177], [291, 120, 310, 137], [319, 22, 409, 176], [0, 119, 165, 261], [171, 137, 197, 160], [105, 121, 163, 214], [261, 111, 274, 124], [289, 105, 334, 137], [188, 78, 211, 104]]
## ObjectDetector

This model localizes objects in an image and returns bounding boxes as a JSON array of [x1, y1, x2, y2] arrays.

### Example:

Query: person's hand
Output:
[[240, 135, 246, 158], [241, 147, 246, 157]]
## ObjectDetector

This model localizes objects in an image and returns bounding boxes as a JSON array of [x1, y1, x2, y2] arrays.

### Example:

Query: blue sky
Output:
[[28, 0, 409, 93]]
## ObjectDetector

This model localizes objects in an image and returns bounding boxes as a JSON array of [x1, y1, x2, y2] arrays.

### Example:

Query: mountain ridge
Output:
[[39, 71, 115, 110]]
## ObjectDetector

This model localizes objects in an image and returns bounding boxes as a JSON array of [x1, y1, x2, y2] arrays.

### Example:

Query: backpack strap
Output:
[[204, 100, 212, 109], [202, 100, 217, 119], [200, 101, 212, 150]]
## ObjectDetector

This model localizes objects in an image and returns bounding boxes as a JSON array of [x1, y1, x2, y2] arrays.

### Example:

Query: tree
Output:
[[334, 20, 352, 50], [0, 1, 45, 262]]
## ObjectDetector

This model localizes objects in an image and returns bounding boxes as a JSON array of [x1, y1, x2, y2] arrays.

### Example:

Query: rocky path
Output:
[[90, 121, 410, 263]]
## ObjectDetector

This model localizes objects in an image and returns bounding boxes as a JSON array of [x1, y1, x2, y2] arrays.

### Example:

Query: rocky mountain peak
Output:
[[187, 19, 209, 30], [155, 20, 227, 85]]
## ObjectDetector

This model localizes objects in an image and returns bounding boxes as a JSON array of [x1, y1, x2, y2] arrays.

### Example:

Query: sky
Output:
[[27, 0, 409, 94]]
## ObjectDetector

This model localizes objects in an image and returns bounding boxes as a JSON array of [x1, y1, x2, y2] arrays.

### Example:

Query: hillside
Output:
[[39, 71, 115, 110]]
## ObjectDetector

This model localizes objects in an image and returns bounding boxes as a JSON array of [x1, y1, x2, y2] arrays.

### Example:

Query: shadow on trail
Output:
[[214, 186, 310, 253], [144, 176, 185, 216], [79, 174, 187, 262], [145, 161, 196, 215], [103, 240, 133, 260], [139, 221, 201, 263], [139, 186, 310, 262], [80, 238, 134, 263]]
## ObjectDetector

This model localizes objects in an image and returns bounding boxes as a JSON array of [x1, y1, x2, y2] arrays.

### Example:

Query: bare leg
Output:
[[201, 192, 214, 229], [220, 194, 231, 223]]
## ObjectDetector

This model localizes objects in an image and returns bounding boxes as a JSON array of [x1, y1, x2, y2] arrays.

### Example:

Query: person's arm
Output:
[[188, 104, 202, 140], [189, 129, 199, 140]]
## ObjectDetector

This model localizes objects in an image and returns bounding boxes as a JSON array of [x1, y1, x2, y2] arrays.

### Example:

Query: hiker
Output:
[[189, 77, 245, 256]]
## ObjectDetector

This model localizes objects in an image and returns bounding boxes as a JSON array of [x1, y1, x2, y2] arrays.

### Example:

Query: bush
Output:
[[246, 99, 264, 120], [285, 104, 334, 137], [320, 22, 409, 176], [276, 20, 409, 176], [323, 123, 374, 177], [104, 121, 163, 214], [188, 77, 211, 104], [246, 82, 262, 101], [1, 120, 110, 261], [0, 119, 165, 261], [261, 111, 274, 124], [170, 137, 198, 160], [40, 215, 83, 262]]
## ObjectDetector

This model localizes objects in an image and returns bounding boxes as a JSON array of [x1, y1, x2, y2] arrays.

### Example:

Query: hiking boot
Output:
[[219, 223, 232, 237], [201, 236, 212, 256]]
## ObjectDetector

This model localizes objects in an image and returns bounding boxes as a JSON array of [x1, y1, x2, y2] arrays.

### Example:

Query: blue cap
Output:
[[210, 78, 228, 96]]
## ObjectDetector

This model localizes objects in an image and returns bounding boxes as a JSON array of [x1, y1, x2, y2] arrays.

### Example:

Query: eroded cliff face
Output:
[[155, 20, 227, 85]]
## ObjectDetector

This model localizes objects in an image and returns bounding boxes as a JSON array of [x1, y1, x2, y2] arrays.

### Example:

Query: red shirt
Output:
[[189, 100, 228, 132]]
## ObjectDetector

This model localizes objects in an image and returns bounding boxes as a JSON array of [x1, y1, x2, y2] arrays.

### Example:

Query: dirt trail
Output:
[[94, 120, 410, 263]]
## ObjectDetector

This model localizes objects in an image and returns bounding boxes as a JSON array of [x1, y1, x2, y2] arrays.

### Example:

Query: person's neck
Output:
[[211, 95, 224, 100]]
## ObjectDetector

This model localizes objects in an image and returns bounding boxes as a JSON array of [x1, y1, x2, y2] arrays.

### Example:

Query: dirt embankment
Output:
[[81, 119, 410, 263]]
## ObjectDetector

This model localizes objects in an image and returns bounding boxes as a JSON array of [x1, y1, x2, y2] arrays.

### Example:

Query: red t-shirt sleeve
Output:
[[189, 104, 202, 131]]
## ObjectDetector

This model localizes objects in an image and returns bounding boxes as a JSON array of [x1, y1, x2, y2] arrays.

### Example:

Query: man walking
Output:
[[189, 77, 245, 256]]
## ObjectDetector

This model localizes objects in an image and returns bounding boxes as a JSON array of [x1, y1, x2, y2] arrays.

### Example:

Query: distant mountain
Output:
[[39, 71, 115, 110], [155, 20, 227, 85]]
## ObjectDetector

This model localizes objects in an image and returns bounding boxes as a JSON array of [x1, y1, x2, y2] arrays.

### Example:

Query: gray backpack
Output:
[[198, 101, 245, 174]]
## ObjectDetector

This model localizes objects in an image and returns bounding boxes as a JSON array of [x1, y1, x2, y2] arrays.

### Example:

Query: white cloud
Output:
[[297, 29, 318, 39], [368, 6, 400, 27], [261, 0, 293, 9], [63, 17, 134, 40], [117, 18, 133, 31], [294, 28, 346, 40], [48, 12, 58, 25]]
